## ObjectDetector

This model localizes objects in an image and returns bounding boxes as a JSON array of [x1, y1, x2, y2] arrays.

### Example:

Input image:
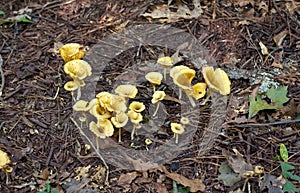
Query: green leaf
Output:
[[18, 17, 32, 23], [0, 10, 5, 15], [283, 180, 299, 193], [248, 95, 276, 118], [46, 184, 51, 192], [267, 86, 289, 107], [280, 162, 300, 181], [279, 143, 289, 162]]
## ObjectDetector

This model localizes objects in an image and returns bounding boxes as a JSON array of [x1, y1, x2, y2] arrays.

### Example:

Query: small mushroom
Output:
[[127, 110, 143, 140], [180, 117, 190, 125], [157, 56, 174, 80], [111, 111, 129, 142], [145, 72, 163, 91], [59, 43, 86, 62], [89, 104, 112, 120], [64, 59, 92, 80], [115, 84, 138, 99], [171, 123, 185, 144], [201, 66, 231, 95], [129, 101, 145, 113], [151, 90, 166, 117], [108, 95, 127, 113], [0, 149, 12, 178], [73, 100, 90, 122], [64, 81, 79, 100], [89, 119, 114, 139], [185, 82, 207, 100], [145, 138, 153, 151]]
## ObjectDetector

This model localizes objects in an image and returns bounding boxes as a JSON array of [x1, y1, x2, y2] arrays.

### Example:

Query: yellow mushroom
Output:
[[145, 138, 153, 151], [73, 100, 90, 122], [111, 111, 129, 142], [201, 66, 231, 95], [64, 59, 92, 80], [89, 119, 114, 139], [115, 84, 138, 99], [64, 81, 79, 100], [157, 56, 174, 80], [59, 43, 85, 62], [171, 123, 185, 144], [145, 72, 163, 91], [170, 65, 191, 79], [89, 104, 112, 120], [151, 90, 166, 117], [129, 101, 145, 113], [127, 110, 143, 140], [180, 117, 190, 125], [185, 82, 207, 100]]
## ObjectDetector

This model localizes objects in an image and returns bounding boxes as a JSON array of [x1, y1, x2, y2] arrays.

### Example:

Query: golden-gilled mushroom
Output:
[[127, 110, 143, 140], [129, 101, 145, 113], [64, 81, 79, 99], [89, 119, 114, 139], [115, 84, 138, 99], [157, 56, 174, 80], [0, 149, 12, 180], [145, 139, 153, 151], [151, 90, 166, 117], [171, 123, 185, 144], [59, 43, 86, 62], [145, 72, 163, 91], [111, 111, 129, 142]]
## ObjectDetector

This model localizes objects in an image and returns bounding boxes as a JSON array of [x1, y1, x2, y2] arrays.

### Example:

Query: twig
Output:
[[235, 119, 300, 128], [70, 117, 110, 186], [0, 55, 4, 96]]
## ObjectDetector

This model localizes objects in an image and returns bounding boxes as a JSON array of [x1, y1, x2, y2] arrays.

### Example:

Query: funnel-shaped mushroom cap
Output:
[[171, 123, 185, 134], [170, 65, 191, 79], [157, 56, 173, 67], [127, 110, 143, 124], [109, 95, 127, 112], [115, 84, 138, 98], [89, 119, 114, 139], [64, 81, 79, 91], [59, 43, 85, 62], [172, 68, 196, 90], [180, 117, 190, 125], [64, 59, 92, 80], [89, 104, 112, 119], [202, 66, 231, 95], [151, 91, 166, 104], [0, 150, 10, 170], [145, 72, 163, 85], [129, 101, 145, 113], [96, 92, 112, 107], [191, 82, 207, 99], [73, 100, 90, 112], [111, 112, 128, 128]]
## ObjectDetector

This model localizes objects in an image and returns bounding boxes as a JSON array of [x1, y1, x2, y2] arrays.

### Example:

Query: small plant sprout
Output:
[[129, 101, 145, 113], [145, 72, 163, 91], [111, 112, 129, 142], [127, 110, 143, 140], [151, 90, 166, 117], [115, 84, 138, 99], [201, 66, 231, 103], [145, 138, 153, 151], [0, 149, 12, 183], [157, 56, 174, 80], [180, 117, 190, 125], [59, 43, 86, 62], [89, 119, 114, 139], [171, 123, 184, 144]]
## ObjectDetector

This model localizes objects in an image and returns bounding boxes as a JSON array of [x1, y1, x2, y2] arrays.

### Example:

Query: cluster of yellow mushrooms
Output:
[[60, 43, 231, 145]]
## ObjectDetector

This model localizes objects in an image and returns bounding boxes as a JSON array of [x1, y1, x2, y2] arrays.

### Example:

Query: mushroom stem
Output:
[[152, 102, 160, 117], [201, 89, 211, 105], [178, 88, 182, 99], [175, 133, 178, 144], [187, 95, 196, 107], [131, 125, 136, 140], [118, 128, 122, 143], [76, 86, 82, 100], [163, 68, 167, 81]]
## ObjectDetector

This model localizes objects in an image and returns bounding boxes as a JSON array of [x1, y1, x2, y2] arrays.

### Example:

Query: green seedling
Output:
[[37, 184, 60, 193]]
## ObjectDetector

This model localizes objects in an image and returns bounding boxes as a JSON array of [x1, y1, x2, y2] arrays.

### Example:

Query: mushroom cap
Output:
[[64, 59, 92, 80], [180, 117, 190, 125], [202, 66, 231, 95], [89, 120, 114, 139], [151, 91, 166, 104], [145, 139, 153, 145], [157, 56, 174, 67], [115, 84, 138, 98], [111, 111, 129, 128], [64, 81, 79, 91], [0, 150, 10, 169], [172, 68, 195, 91], [170, 65, 191, 79], [171, 123, 185, 134], [89, 104, 112, 119], [108, 95, 127, 113], [59, 43, 85, 62], [145, 72, 163, 85], [73, 100, 89, 112], [127, 110, 143, 124], [129, 101, 145, 113], [190, 82, 207, 100]]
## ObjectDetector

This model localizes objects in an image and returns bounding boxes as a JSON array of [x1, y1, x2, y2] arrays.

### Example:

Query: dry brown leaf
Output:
[[222, 149, 253, 176], [259, 41, 269, 55], [162, 166, 205, 192], [273, 30, 288, 47], [37, 167, 50, 180], [118, 172, 139, 186], [156, 182, 168, 193]]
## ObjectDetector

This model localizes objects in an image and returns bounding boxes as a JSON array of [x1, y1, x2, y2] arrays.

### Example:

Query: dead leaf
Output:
[[273, 31, 288, 47], [259, 41, 269, 55], [37, 167, 50, 180], [218, 161, 242, 186], [162, 166, 205, 192], [222, 149, 253, 176], [272, 51, 283, 69], [118, 172, 139, 186], [229, 188, 244, 193], [74, 165, 91, 181], [156, 182, 168, 193]]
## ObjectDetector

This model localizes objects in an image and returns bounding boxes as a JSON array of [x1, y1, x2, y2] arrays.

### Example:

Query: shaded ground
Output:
[[0, 0, 299, 192]]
